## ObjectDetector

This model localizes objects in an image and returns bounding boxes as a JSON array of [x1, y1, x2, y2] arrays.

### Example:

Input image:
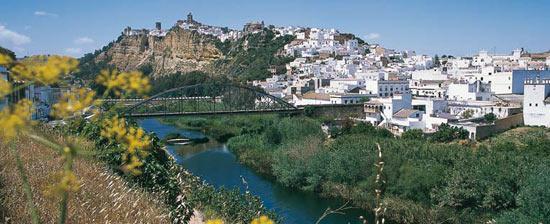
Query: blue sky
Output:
[[1, 0, 549, 57]]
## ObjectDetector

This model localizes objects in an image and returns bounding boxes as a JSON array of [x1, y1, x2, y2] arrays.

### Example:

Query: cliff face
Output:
[[96, 27, 223, 76]]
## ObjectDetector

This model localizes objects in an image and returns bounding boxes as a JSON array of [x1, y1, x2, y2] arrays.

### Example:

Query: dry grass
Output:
[[0, 133, 171, 224]]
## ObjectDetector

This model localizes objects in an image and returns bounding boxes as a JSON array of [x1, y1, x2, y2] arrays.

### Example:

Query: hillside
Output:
[[0, 132, 170, 223], [76, 26, 295, 82], [95, 26, 223, 76]]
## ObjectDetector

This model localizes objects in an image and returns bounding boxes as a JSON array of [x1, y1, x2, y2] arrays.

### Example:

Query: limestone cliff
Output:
[[95, 27, 223, 76]]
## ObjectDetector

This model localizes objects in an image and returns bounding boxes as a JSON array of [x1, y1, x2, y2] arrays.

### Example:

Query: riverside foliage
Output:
[[166, 115, 550, 223], [0, 52, 275, 224]]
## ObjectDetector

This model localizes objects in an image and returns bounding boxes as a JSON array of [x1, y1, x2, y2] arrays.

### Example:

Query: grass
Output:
[[0, 131, 171, 223]]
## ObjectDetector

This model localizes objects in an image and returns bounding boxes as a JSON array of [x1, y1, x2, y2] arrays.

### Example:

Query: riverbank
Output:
[[163, 115, 550, 223], [0, 130, 170, 223], [64, 117, 277, 223]]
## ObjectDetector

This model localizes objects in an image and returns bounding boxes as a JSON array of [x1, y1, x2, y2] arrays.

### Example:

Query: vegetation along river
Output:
[[138, 118, 365, 224]]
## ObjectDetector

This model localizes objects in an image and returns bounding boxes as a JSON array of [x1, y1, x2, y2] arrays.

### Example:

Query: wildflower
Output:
[[0, 99, 32, 140], [44, 170, 81, 197], [10, 55, 78, 85], [51, 88, 96, 118], [100, 117, 151, 175], [251, 215, 274, 224], [121, 127, 150, 175], [0, 53, 13, 66], [95, 69, 151, 97], [100, 116, 128, 141], [125, 127, 150, 154], [206, 219, 224, 224], [0, 79, 11, 97]]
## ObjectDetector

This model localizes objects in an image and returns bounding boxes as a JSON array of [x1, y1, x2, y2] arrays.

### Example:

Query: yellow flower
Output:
[[51, 88, 96, 118], [96, 69, 151, 97], [44, 170, 81, 197], [100, 116, 128, 141], [10, 55, 78, 85], [0, 99, 32, 140], [0, 53, 13, 66], [206, 219, 224, 224], [125, 127, 151, 154], [100, 116, 151, 175], [251, 215, 274, 224], [0, 79, 11, 97]]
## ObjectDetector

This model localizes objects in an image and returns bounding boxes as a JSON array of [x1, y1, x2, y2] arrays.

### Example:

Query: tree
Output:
[[461, 109, 474, 119], [430, 123, 469, 142], [484, 113, 497, 123], [434, 54, 441, 67], [401, 129, 424, 140]]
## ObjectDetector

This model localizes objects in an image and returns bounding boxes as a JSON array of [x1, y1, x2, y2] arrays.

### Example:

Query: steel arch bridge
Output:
[[123, 84, 300, 117]]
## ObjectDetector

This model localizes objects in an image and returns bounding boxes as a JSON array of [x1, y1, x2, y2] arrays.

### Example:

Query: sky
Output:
[[1, 0, 549, 58]]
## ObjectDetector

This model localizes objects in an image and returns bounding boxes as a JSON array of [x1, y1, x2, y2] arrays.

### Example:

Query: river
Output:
[[138, 118, 365, 224]]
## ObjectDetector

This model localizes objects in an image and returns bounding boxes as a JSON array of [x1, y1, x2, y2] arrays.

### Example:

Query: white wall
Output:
[[523, 79, 550, 127]]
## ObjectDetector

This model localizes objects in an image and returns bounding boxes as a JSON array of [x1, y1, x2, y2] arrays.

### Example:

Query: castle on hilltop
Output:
[[122, 12, 244, 41]]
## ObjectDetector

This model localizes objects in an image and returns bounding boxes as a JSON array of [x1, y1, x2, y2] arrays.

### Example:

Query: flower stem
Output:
[[57, 150, 74, 224], [10, 140, 40, 224]]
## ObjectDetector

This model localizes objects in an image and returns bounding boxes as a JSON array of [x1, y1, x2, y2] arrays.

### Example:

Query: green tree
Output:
[[430, 123, 469, 142], [461, 109, 474, 119], [401, 129, 424, 140], [484, 113, 497, 123]]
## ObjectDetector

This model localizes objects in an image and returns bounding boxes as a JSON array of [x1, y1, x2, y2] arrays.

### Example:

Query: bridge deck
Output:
[[127, 108, 302, 117]]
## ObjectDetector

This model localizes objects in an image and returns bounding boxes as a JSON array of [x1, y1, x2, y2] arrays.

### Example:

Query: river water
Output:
[[138, 118, 365, 224]]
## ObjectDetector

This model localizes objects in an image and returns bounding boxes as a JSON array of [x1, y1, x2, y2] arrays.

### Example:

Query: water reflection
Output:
[[138, 118, 365, 224]]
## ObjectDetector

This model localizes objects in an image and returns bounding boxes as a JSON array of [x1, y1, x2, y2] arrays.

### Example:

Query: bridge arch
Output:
[[124, 83, 299, 117]]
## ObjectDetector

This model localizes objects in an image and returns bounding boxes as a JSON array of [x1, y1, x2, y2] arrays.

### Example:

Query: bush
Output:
[[401, 129, 424, 140], [430, 123, 469, 142], [484, 113, 497, 123]]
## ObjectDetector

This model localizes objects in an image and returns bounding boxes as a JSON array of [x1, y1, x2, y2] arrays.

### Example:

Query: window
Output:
[[529, 103, 532, 106], [535, 103, 538, 107]]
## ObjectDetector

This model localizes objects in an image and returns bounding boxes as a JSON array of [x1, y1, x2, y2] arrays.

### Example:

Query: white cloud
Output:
[[365, 33, 381, 40], [74, 37, 94, 45], [0, 25, 31, 45], [64, 48, 82, 54], [34, 11, 59, 17]]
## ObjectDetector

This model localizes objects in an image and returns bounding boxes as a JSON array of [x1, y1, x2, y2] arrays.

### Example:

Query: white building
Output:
[[409, 80, 447, 98], [329, 93, 370, 105], [447, 80, 492, 101], [364, 79, 409, 97], [523, 78, 550, 127], [448, 101, 521, 119], [472, 68, 550, 94]]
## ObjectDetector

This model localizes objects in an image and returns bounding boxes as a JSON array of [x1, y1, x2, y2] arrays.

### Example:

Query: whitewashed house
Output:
[[447, 80, 492, 101], [523, 78, 550, 127]]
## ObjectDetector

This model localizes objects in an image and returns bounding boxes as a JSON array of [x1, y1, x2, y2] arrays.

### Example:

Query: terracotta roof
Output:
[[393, 109, 420, 118], [302, 92, 330, 101]]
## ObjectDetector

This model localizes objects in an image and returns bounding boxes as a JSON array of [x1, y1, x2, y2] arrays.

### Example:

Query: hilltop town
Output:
[[88, 13, 550, 138], [3, 13, 550, 138]]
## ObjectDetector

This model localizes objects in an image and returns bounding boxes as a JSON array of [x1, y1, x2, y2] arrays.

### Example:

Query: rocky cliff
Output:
[[95, 27, 223, 76]]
